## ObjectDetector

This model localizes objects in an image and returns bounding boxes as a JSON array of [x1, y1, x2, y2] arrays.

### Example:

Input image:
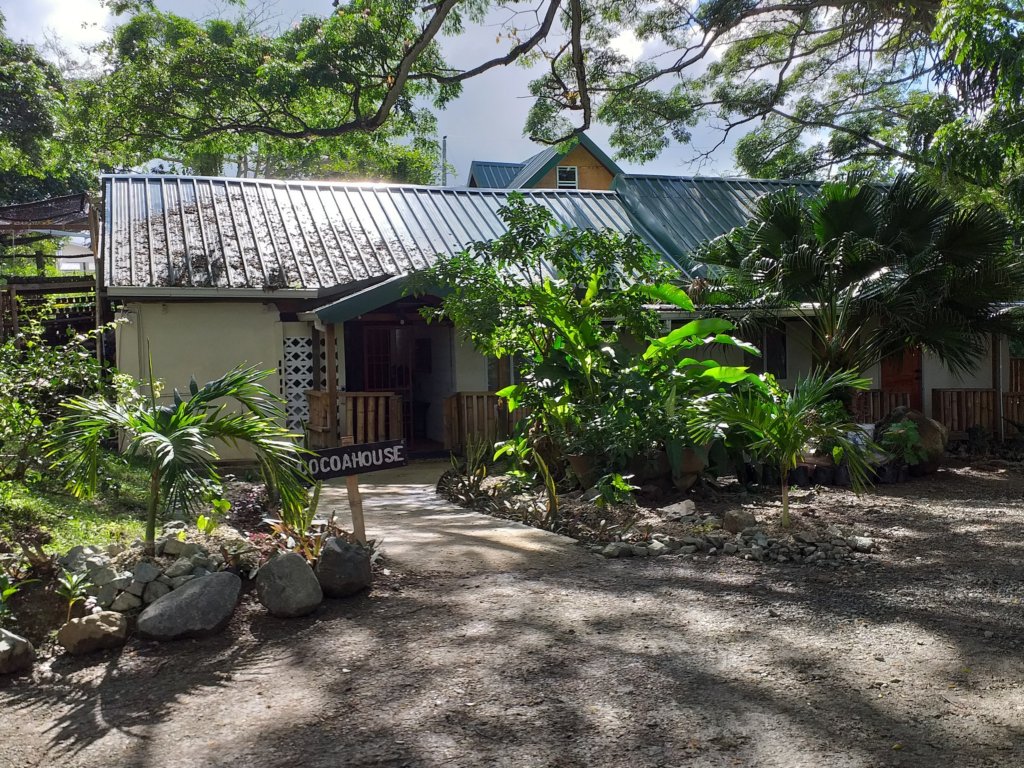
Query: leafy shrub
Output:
[[879, 419, 929, 466]]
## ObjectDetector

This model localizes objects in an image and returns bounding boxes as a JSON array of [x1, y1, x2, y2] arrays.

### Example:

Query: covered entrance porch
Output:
[[298, 278, 515, 455]]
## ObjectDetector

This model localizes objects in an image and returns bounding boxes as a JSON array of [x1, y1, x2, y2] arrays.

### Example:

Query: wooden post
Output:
[[994, 333, 1005, 442], [340, 436, 367, 545], [324, 324, 339, 447]]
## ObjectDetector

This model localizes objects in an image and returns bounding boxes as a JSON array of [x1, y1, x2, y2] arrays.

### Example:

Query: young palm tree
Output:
[[689, 370, 876, 528], [48, 366, 310, 554], [697, 175, 1024, 377]]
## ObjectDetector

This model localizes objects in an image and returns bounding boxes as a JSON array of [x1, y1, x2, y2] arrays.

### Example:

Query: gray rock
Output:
[[164, 558, 194, 579], [59, 545, 90, 572], [723, 509, 758, 534], [646, 540, 668, 556], [94, 582, 118, 609], [90, 566, 118, 586], [601, 542, 633, 558], [750, 545, 765, 561], [110, 573, 134, 591], [723, 542, 739, 555], [161, 537, 186, 556], [256, 553, 323, 618], [162, 521, 187, 533], [170, 575, 195, 589], [125, 580, 147, 597], [105, 543, 126, 557], [680, 545, 698, 554], [132, 561, 162, 583], [190, 554, 213, 569], [847, 536, 875, 553], [110, 592, 143, 612], [192, 567, 211, 579], [84, 555, 110, 573], [137, 572, 242, 641], [143, 580, 172, 604], [659, 499, 696, 521], [632, 545, 649, 557], [0, 629, 34, 674], [315, 538, 372, 598], [57, 611, 127, 655]]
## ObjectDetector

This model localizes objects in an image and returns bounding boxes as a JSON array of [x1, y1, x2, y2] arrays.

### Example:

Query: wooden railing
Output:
[[443, 391, 517, 452], [932, 389, 997, 436], [850, 389, 911, 423], [1010, 358, 1024, 392], [306, 390, 403, 448]]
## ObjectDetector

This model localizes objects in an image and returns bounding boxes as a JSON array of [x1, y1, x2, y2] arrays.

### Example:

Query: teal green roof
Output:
[[612, 174, 821, 273], [467, 160, 524, 188]]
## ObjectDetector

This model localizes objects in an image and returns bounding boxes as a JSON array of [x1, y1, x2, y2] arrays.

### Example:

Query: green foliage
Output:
[[591, 473, 638, 508], [79, 3, 445, 182], [418, 196, 759, 481], [699, 176, 1024, 377], [47, 364, 311, 554], [879, 419, 929, 467], [54, 569, 92, 623], [689, 370, 877, 527], [0, 319, 108, 480], [0, 573, 36, 628]]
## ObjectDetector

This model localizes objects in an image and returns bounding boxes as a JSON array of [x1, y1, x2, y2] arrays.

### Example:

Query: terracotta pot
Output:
[[567, 453, 599, 489], [670, 447, 707, 491], [628, 450, 671, 483]]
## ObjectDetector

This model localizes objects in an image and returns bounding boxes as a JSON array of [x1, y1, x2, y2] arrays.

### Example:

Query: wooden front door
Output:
[[363, 326, 414, 442], [881, 347, 923, 411]]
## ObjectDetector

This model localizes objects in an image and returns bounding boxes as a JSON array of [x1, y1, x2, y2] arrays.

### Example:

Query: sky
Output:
[[1, 0, 742, 184]]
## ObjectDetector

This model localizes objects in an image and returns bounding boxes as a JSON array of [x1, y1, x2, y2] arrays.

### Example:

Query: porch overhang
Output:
[[310, 274, 450, 324]]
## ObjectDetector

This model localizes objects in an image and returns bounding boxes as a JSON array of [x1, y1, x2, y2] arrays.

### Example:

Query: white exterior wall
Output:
[[116, 301, 284, 460], [454, 333, 489, 391]]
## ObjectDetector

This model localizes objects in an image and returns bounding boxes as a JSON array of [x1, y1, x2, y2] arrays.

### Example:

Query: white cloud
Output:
[[610, 29, 644, 62], [3, 0, 110, 49]]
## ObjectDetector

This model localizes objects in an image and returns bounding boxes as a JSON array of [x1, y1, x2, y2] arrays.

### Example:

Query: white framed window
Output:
[[556, 166, 578, 189]]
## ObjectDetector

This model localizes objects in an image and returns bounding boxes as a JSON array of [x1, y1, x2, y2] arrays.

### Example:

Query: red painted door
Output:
[[881, 347, 923, 411]]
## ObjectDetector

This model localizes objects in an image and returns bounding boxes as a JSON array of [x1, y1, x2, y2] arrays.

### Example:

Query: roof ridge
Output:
[[618, 173, 821, 185]]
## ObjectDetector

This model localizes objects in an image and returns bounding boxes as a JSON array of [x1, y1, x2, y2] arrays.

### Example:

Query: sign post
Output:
[[306, 438, 407, 545]]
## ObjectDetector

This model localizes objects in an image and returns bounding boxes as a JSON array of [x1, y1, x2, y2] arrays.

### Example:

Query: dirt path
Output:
[[2, 463, 1023, 767]]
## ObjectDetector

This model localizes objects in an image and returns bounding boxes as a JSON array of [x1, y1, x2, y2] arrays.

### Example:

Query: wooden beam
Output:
[[324, 324, 339, 447], [340, 436, 367, 545], [994, 333, 1005, 442]]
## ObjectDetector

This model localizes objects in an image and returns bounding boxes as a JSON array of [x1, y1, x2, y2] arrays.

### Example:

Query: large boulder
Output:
[[0, 629, 34, 674], [136, 572, 241, 641], [257, 553, 323, 618], [57, 611, 128, 655], [875, 407, 948, 472], [315, 538, 372, 598]]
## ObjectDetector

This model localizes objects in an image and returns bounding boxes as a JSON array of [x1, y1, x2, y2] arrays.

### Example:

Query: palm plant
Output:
[[48, 365, 310, 555], [54, 570, 92, 623], [689, 370, 876, 528], [697, 175, 1024, 377]]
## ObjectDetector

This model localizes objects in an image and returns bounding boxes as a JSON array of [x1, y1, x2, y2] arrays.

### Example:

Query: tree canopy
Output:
[[696, 175, 1024, 376]]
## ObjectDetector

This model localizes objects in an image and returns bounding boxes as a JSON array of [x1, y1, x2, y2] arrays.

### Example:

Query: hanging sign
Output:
[[308, 440, 407, 481]]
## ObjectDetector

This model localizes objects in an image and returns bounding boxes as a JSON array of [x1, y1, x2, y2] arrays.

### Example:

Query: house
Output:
[[467, 134, 622, 191], [101, 173, 678, 457], [99, 138, 1019, 455]]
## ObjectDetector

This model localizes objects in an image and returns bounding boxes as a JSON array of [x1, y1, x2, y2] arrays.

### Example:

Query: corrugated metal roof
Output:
[[467, 161, 524, 189], [507, 147, 560, 189], [613, 175, 822, 272], [103, 174, 678, 292]]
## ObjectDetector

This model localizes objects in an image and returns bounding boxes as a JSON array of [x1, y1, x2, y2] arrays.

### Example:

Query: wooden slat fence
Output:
[[932, 389, 997, 436], [850, 390, 911, 423], [443, 391, 521, 452], [306, 390, 403, 448]]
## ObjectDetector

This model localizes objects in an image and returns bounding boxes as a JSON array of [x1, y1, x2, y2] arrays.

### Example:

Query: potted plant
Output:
[[878, 419, 928, 481]]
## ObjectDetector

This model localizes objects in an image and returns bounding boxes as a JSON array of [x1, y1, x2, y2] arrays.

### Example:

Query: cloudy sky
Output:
[[2, 0, 741, 183]]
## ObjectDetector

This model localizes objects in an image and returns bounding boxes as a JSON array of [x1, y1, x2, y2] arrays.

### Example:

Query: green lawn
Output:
[[0, 459, 149, 555]]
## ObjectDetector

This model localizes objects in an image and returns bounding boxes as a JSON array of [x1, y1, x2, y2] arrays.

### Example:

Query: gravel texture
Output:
[[1, 462, 1023, 767]]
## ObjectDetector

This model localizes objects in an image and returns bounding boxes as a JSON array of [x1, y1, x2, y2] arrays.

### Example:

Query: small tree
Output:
[[48, 366, 310, 555], [689, 370, 876, 528]]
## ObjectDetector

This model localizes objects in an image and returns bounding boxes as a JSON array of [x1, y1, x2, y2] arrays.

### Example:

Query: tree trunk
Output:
[[145, 466, 161, 555], [780, 466, 791, 528]]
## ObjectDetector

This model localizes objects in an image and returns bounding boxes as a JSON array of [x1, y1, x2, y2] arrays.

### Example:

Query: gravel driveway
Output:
[[2, 462, 1022, 767]]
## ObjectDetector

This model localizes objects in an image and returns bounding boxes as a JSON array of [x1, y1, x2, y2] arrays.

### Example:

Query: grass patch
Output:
[[0, 458, 150, 554]]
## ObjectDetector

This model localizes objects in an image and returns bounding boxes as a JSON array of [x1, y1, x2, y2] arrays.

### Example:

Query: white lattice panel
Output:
[[282, 336, 315, 430]]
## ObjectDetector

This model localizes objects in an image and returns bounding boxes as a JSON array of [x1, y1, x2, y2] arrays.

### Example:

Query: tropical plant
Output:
[[54, 569, 92, 623], [698, 176, 1024, 381], [879, 420, 930, 467], [197, 496, 231, 536], [689, 370, 877, 528], [48, 365, 311, 555], [0, 573, 36, 627], [418, 197, 758, 481]]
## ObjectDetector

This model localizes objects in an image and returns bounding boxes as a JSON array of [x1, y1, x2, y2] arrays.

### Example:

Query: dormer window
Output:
[[557, 166, 578, 189]]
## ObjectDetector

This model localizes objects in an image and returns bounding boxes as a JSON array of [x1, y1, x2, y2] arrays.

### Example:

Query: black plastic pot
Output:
[[788, 465, 813, 488], [813, 465, 835, 486], [875, 462, 904, 484], [834, 464, 852, 487]]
